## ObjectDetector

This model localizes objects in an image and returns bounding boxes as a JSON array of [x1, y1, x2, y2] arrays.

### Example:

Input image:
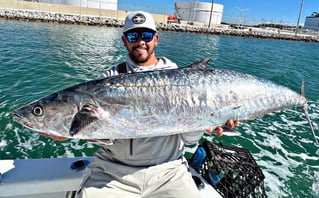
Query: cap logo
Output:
[[132, 13, 146, 24]]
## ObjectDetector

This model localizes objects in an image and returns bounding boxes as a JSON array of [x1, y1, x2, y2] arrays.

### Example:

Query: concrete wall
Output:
[[0, 0, 167, 23], [39, 0, 118, 10]]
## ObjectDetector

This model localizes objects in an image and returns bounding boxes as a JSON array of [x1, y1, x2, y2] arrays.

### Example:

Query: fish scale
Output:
[[13, 59, 317, 144]]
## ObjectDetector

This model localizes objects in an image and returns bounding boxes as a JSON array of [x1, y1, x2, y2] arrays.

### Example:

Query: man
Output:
[[77, 11, 203, 198], [76, 11, 237, 197]]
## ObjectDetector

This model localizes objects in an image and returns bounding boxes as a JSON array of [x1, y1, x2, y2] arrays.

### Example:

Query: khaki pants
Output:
[[77, 158, 201, 198]]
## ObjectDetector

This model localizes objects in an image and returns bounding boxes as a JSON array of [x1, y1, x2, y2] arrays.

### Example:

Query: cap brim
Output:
[[123, 27, 157, 33]]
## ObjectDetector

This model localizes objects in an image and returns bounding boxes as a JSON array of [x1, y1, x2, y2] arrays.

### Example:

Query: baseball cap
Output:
[[123, 11, 157, 33]]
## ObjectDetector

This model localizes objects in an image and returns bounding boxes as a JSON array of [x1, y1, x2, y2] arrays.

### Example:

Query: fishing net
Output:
[[191, 141, 267, 198]]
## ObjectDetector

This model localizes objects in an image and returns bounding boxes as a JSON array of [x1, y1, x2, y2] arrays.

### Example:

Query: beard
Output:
[[129, 45, 154, 64]]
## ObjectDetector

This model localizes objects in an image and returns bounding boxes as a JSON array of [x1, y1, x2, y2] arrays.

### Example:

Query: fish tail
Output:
[[300, 80, 318, 145]]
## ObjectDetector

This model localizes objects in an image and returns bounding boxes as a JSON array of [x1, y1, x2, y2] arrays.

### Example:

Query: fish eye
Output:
[[32, 106, 43, 116]]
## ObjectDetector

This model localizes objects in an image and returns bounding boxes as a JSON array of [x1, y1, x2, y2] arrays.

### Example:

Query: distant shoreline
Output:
[[1, 8, 318, 43]]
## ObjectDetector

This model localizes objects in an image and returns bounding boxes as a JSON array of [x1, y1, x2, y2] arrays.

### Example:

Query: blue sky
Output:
[[118, 0, 318, 25]]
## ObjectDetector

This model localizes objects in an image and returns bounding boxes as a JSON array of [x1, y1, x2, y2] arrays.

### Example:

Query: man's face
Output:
[[122, 28, 159, 64]]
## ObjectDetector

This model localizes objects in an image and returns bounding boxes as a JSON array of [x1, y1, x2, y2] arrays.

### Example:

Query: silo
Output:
[[175, 1, 223, 26]]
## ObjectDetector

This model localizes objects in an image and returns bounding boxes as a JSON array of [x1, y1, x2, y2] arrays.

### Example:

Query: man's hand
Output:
[[39, 132, 69, 141], [205, 119, 240, 137], [225, 119, 240, 129]]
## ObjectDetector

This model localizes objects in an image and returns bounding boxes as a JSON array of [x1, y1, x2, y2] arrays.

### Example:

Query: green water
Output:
[[1, 19, 319, 197]]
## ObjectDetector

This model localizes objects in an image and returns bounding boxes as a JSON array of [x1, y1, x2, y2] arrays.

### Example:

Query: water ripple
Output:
[[1, 19, 319, 196]]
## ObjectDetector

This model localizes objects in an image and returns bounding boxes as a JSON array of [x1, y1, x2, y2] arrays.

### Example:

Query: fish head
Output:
[[13, 90, 81, 137]]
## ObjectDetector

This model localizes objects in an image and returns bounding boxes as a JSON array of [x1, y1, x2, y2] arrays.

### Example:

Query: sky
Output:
[[118, 0, 318, 25]]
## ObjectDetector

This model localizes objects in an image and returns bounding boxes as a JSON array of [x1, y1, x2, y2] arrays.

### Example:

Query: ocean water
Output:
[[1, 19, 319, 197]]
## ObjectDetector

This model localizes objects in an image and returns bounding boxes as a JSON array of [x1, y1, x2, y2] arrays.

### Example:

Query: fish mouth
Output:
[[13, 112, 22, 122], [13, 112, 32, 128]]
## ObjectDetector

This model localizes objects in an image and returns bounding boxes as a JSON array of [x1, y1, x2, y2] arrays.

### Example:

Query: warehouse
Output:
[[39, 0, 117, 10], [304, 12, 319, 31]]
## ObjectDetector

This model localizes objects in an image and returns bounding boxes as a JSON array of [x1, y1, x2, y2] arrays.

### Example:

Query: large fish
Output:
[[13, 59, 318, 144]]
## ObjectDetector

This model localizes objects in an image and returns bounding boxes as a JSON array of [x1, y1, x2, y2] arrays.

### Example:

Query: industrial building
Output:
[[304, 12, 319, 31], [39, 0, 117, 10], [174, 1, 223, 26]]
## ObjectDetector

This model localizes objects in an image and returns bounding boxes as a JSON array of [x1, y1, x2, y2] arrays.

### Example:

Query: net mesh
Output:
[[192, 141, 267, 198]]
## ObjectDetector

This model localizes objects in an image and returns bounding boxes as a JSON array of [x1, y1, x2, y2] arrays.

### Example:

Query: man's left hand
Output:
[[205, 119, 240, 137]]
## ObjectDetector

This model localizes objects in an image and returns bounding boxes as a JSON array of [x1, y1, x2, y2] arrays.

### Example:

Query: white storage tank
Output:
[[175, 1, 223, 26]]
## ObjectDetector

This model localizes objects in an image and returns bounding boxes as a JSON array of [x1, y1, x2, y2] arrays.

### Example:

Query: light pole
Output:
[[295, 0, 304, 37], [236, 7, 249, 26], [208, 0, 214, 28]]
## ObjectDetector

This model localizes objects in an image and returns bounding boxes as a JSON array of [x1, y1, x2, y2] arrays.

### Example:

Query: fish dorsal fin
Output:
[[188, 58, 211, 69]]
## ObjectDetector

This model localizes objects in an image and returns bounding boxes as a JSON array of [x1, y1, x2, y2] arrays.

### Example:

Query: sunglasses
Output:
[[124, 31, 155, 43]]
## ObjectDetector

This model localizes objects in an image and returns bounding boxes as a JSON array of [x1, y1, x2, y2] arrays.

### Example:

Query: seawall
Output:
[[0, 0, 318, 43]]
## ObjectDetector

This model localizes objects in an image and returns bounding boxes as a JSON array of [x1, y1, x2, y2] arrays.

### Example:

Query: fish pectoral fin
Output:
[[69, 104, 99, 136]]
